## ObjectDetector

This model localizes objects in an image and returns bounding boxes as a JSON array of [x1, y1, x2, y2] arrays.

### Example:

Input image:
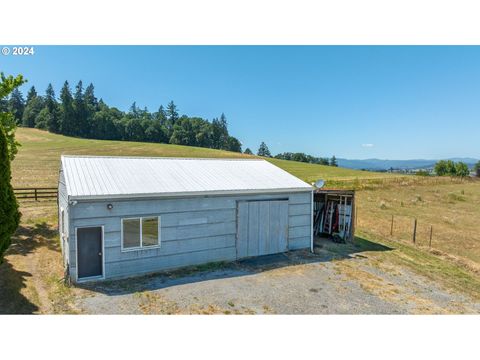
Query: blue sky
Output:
[[1, 46, 479, 159]]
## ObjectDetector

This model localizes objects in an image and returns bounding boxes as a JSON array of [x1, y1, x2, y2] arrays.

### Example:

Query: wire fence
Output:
[[356, 208, 480, 264]]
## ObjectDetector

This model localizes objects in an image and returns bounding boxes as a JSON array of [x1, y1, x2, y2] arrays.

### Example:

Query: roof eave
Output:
[[68, 187, 314, 202]]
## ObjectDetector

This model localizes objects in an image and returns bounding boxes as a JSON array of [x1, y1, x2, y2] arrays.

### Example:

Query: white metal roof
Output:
[[61, 156, 312, 200]]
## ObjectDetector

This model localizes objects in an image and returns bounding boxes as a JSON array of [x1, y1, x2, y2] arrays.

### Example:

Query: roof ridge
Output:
[[61, 155, 265, 161]]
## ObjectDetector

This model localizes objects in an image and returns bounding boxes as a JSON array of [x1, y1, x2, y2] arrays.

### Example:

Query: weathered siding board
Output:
[[289, 236, 311, 249], [289, 214, 311, 227], [104, 234, 236, 263], [71, 209, 236, 230], [289, 203, 311, 216], [105, 246, 237, 279], [67, 190, 312, 281], [289, 225, 311, 239], [288, 192, 312, 204]]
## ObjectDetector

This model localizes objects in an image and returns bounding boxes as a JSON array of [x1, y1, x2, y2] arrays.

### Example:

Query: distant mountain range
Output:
[[337, 158, 479, 171]]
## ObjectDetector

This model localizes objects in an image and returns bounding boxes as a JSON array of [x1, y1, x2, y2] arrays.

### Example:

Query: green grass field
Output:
[[11, 128, 399, 188]]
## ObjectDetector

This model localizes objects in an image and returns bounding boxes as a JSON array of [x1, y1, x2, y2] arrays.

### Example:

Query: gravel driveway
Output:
[[75, 244, 480, 314]]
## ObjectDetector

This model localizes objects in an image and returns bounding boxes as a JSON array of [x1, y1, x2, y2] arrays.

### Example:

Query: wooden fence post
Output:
[[390, 215, 394, 236], [34, 188, 37, 201], [412, 218, 417, 244], [429, 225, 433, 248]]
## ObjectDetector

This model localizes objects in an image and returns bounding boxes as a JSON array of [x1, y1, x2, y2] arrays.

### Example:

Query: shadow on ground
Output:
[[78, 236, 393, 297], [0, 260, 39, 314], [0, 222, 59, 314], [7, 222, 60, 256]]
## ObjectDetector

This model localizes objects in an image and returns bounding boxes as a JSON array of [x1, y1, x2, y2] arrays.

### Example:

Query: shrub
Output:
[[0, 124, 20, 261]]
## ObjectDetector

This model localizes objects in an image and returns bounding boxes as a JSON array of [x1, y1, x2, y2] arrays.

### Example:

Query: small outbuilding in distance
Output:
[[58, 156, 314, 283]]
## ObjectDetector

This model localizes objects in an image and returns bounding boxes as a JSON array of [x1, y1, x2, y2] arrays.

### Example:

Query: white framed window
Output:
[[121, 216, 161, 251]]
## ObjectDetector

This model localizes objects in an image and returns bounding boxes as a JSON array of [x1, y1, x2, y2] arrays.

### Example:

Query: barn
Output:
[[58, 155, 314, 283]]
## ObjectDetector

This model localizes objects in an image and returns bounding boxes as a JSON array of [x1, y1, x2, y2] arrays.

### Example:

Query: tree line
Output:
[[245, 141, 338, 166], [0, 81, 242, 152]]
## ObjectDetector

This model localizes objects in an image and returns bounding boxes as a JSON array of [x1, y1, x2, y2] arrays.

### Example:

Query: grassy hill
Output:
[[12, 128, 398, 188]]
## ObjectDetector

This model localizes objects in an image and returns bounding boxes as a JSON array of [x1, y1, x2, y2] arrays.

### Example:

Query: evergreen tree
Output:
[[44, 83, 60, 133], [0, 72, 24, 261], [22, 87, 44, 128], [257, 142, 271, 157], [166, 101, 179, 124], [73, 80, 88, 136], [7, 88, 25, 124], [244, 148, 253, 155], [25, 86, 37, 103], [330, 155, 338, 167], [218, 113, 229, 149], [0, 124, 20, 261], [211, 115, 229, 150], [60, 81, 75, 135], [129, 101, 138, 118], [84, 83, 98, 136], [156, 105, 167, 123], [84, 83, 98, 110]]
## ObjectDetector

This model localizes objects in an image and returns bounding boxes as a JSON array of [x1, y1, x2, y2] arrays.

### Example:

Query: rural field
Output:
[[1, 128, 479, 314], [11, 128, 400, 188]]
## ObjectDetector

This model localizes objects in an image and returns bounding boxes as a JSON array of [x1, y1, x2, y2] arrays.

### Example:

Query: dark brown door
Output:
[[77, 227, 103, 279]]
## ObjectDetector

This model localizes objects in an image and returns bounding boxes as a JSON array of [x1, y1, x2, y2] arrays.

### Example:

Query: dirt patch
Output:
[[333, 261, 401, 302]]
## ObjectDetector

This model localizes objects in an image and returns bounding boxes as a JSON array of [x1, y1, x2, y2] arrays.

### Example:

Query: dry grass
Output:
[[356, 179, 480, 266]]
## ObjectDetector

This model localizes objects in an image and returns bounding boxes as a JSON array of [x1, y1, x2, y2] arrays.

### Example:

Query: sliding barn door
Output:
[[237, 200, 288, 259]]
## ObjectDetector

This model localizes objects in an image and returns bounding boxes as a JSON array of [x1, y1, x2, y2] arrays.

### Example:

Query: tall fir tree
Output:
[[156, 105, 167, 123], [84, 83, 97, 136], [166, 101, 179, 123], [44, 83, 60, 133], [22, 86, 44, 128], [25, 86, 37, 103], [73, 80, 87, 136], [84, 83, 98, 110], [7, 88, 25, 124], [60, 81, 75, 135]]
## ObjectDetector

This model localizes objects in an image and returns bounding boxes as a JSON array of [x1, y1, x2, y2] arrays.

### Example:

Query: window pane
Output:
[[123, 218, 140, 248], [142, 217, 159, 247]]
